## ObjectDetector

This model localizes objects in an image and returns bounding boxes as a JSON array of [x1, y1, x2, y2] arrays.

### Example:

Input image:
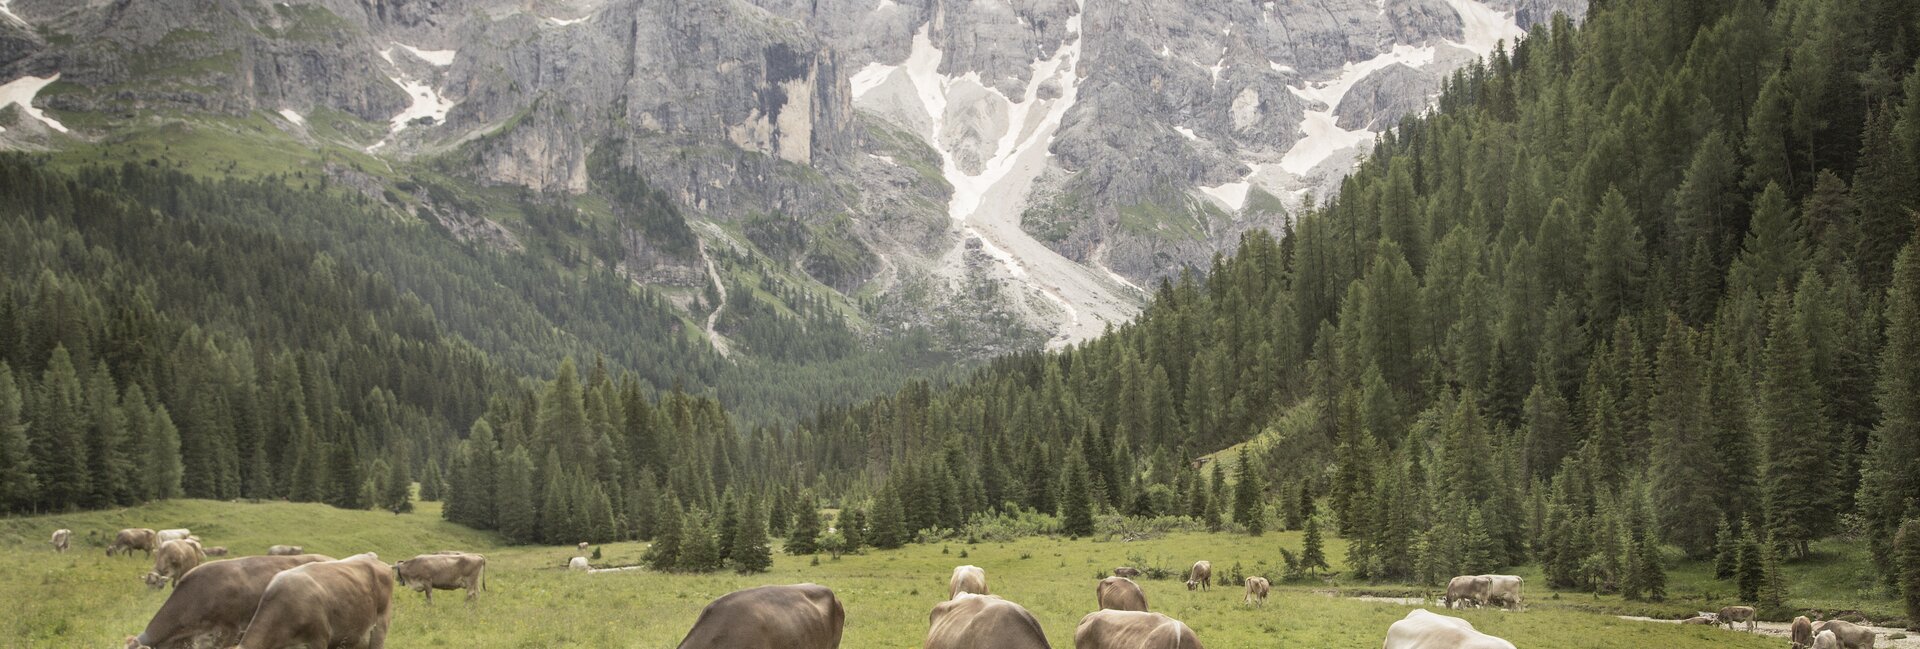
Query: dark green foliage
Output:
[[1233, 448, 1265, 535], [1300, 511, 1330, 577], [731, 497, 772, 574], [868, 484, 907, 550], [677, 509, 722, 572], [1736, 519, 1765, 603], [1061, 449, 1095, 538], [786, 493, 821, 555], [383, 455, 413, 514], [1898, 518, 1920, 627], [1862, 243, 1920, 581]]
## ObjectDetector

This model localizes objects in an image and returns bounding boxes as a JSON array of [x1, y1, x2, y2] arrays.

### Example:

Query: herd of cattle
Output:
[[47, 526, 1852, 648]]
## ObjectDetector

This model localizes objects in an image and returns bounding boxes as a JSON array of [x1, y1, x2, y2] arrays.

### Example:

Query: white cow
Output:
[[1384, 609, 1516, 649], [568, 556, 590, 571], [156, 529, 192, 544]]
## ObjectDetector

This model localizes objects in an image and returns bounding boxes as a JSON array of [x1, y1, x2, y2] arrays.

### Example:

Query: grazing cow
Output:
[[1718, 606, 1756, 632], [156, 529, 192, 544], [568, 556, 590, 571], [236, 553, 393, 649], [577, 541, 589, 553], [1812, 620, 1875, 649], [51, 528, 71, 552], [1096, 577, 1149, 612], [109, 528, 159, 558], [1812, 630, 1841, 649], [950, 565, 989, 599], [1113, 567, 1141, 578], [1791, 616, 1814, 649], [675, 583, 844, 649], [393, 553, 488, 603], [204, 547, 229, 557], [1680, 615, 1718, 625], [1442, 576, 1491, 610], [1243, 576, 1270, 608], [122, 554, 331, 649], [266, 545, 302, 556], [925, 594, 1051, 649], [1184, 561, 1211, 592], [1074, 610, 1202, 649], [143, 539, 206, 590], [1383, 609, 1517, 649], [1477, 575, 1523, 610]]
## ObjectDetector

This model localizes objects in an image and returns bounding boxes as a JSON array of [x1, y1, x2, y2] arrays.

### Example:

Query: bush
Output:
[[960, 509, 1060, 542]]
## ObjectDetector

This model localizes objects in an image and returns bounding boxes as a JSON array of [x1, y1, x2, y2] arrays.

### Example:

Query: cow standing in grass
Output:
[[1383, 609, 1516, 649], [50, 529, 70, 553], [1184, 561, 1211, 592], [1096, 577, 1148, 612], [676, 584, 844, 649], [926, 594, 1050, 649], [1718, 606, 1756, 632], [393, 552, 488, 603], [143, 539, 205, 590], [236, 553, 394, 649], [123, 554, 331, 649], [1791, 616, 1814, 649], [1242, 577, 1269, 608], [1811, 620, 1875, 649], [1074, 610, 1202, 649], [950, 566, 989, 599], [109, 528, 159, 558]]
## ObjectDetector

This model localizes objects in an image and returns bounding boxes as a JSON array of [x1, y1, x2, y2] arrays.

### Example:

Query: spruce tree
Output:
[[1897, 518, 1920, 628], [1300, 510, 1330, 577], [1758, 283, 1837, 557], [1714, 515, 1738, 579], [1233, 448, 1265, 535], [840, 508, 867, 551], [786, 492, 821, 555], [1062, 449, 1096, 538], [677, 509, 721, 572], [715, 492, 739, 564], [1760, 533, 1789, 607], [643, 494, 683, 570], [1735, 518, 1765, 602], [869, 484, 907, 549], [419, 459, 443, 502], [1861, 243, 1920, 581], [383, 455, 413, 514], [496, 448, 538, 544], [327, 436, 365, 509], [30, 346, 88, 510], [731, 497, 772, 574], [0, 364, 37, 511]]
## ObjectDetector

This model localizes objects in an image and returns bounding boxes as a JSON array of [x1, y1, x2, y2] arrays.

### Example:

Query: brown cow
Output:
[[1184, 561, 1211, 592], [266, 545, 302, 556], [926, 594, 1051, 649], [1113, 567, 1141, 578], [204, 547, 229, 557], [1812, 620, 1875, 649], [122, 554, 332, 649], [235, 553, 393, 649], [1718, 606, 1756, 632], [1243, 576, 1270, 608], [1074, 610, 1203, 649], [393, 552, 488, 603], [1791, 616, 1814, 649], [156, 529, 192, 544], [1442, 576, 1491, 610], [577, 541, 589, 553], [50, 528, 70, 552], [1680, 615, 1718, 625], [109, 528, 159, 558], [1097, 577, 1149, 612], [1812, 630, 1842, 649], [675, 583, 844, 649], [144, 539, 205, 590], [1383, 609, 1516, 649], [950, 565, 989, 599]]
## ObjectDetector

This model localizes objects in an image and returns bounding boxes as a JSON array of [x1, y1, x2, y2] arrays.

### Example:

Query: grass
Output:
[[0, 500, 1789, 648]]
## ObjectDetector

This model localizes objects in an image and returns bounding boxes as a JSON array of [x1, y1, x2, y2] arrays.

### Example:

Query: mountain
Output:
[[0, 0, 1578, 352]]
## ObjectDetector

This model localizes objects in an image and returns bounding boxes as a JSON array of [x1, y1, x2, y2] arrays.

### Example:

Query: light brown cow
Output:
[[950, 565, 989, 599], [926, 594, 1051, 649], [577, 541, 589, 553], [144, 539, 205, 590], [1113, 567, 1141, 578], [266, 545, 302, 556], [675, 583, 844, 649], [1242, 576, 1270, 607], [109, 528, 159, 558], [1442, 576, 1491, 609], [1791, 616, 1814, 649], [1477, 575, 1523, 610], [1074, 610, 1203, 649], [1718, 606, 1756, 632], [236, 553, 394, 649], [156, 529, 192, 544], [1184, 561, 1211, 592], [1097, 577, 1149, 612], [122, 554, 332, 649], [204, 547, 229, 557], [393, 553, 487, 603], [50, 528, 71, 552], [1812, 630, 1841, 649], [1680, 615, 1717, 625], [1383, 609, 1517, 649], [1812, 620, 1876, 649]]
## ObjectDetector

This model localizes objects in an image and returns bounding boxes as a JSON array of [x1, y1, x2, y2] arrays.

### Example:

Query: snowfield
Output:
[[0, 74, 70, 134]]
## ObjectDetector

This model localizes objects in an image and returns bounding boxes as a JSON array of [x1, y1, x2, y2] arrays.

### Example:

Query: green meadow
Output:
[[0, 500, 1783, 648]]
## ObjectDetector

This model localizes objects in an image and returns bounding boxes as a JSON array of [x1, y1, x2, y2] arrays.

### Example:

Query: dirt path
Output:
[[1619, 616, 1918, 648]]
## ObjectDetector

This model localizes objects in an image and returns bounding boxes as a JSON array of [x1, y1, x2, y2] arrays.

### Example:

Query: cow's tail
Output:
[[480, 559, 488, 591]]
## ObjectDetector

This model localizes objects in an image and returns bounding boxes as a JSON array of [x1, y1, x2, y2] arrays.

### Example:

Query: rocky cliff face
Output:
[[0, 0, 1583, 349]]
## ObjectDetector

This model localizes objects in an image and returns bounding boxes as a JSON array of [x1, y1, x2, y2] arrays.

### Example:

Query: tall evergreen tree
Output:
[[786, 492, 821, 555], [383, 454, 413, 514], [731, 496, 772, 574], [496, 448, 537, 544], [869, 483, 907, 550], [1233, 448, 1265, 535], [1758, 283, 1839, 557], [30, 347, 88, 510], [0, 364, 37, 510], [1861, 243, 1920, 579], [1061, 448, 1096, 538]]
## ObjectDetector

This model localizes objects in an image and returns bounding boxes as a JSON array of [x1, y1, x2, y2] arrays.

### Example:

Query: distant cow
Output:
[[1812, 620, 1875, 649], [144, 539, 205, 590], [1074, 610, 1202, 649], [236, 553, 393, 649], [1184, 561, 1211, 592], [1243, 576, 1270, 607], [950, 565, 989, 599], [204, 546, 229, 557], [568, 556, 590, 571], [123, 554, 331, 649], [577, 541, 589, 553], [1442, 576, 1490, 609], [1812, 630, 1841, 649], [1383, 609, 1516, 649], [1791, 616, 1814, 649], [675, 583, 844, 649], [1477, 575, 1523, 610], [1680, 614, 1717, 625], [1113, 567, 1141, 578], [1097, 577, 1149, 612], [50, 528, 71, 552], [926, 594, 1051, 649], [394, 553, 488, 603], [156, 529, 192, 544], [1718, 606, 1756, 632], [109, 528, 159, 558], [267, 545, 303, 556]]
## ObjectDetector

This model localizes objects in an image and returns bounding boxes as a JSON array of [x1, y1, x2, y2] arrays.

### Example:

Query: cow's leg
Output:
[[423, 586, 432, 604]]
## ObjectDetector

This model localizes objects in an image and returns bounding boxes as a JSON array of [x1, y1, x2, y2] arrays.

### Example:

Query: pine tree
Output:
[[1853, 106, 1917, 288], [1758, 283, 1838, 557], [0, 364, 37, 511], [1735, 518, 1764, 602], [1714, 515, 1738, 579], [1061, 449, 1096, 538], [1300, 510, 1330, 577], [840, 507, 867, 551], [1861, 243, 1920, 580], [327, 435, 365, 509], [1649, 315, 1717, 556], [1233, 448, 1265, 535], [643, 494, 683, 570], [869, 484, 907, 550], [1898, 518, 1920, 628], [1760, 533, 1789, 607], [715, 492, 740, 564], [677, 509, 721, 572], [383, 454, 413, 514], [496, 448, 538, 544], [1584, 189, 1647, 328], [731, 497, 772, 574], [30, 346, 88, 510], [786, 492, 821, 555]]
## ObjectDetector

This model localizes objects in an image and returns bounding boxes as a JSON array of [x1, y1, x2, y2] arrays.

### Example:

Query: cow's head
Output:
[[392, 560, 410, 584], [124, 635, 150, 649], [1185, 579, 1199, 591], [142, 572, 167, 590]]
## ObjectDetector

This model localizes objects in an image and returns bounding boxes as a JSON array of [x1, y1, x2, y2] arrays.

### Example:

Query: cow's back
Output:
[[1813, 620, 1875, 649], [927, 594, 1050, 649], [1074, 610, 1200, 649], [132, 554, 332, 648], [677, 583, 843, 649], [398, 553, 485, 588], [1384, 610, 1516, 649], [243, 554, 392, 649], [1097, 577, 1149, 612]]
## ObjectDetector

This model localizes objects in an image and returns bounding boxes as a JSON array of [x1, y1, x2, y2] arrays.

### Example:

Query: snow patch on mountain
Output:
[[277, 108, 305, 125], [371, 47, 456, 149], [0, 74, 70, 134], [396, 44, 456, 67], [0, 0, 24, 27], [1441, 0, 1526, 54], [1280, 43, 1433, 175], [1200, 181, 1252, 211]]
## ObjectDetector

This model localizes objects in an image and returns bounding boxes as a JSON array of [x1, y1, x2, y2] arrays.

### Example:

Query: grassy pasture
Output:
[[0, 500, 1784, 648]]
